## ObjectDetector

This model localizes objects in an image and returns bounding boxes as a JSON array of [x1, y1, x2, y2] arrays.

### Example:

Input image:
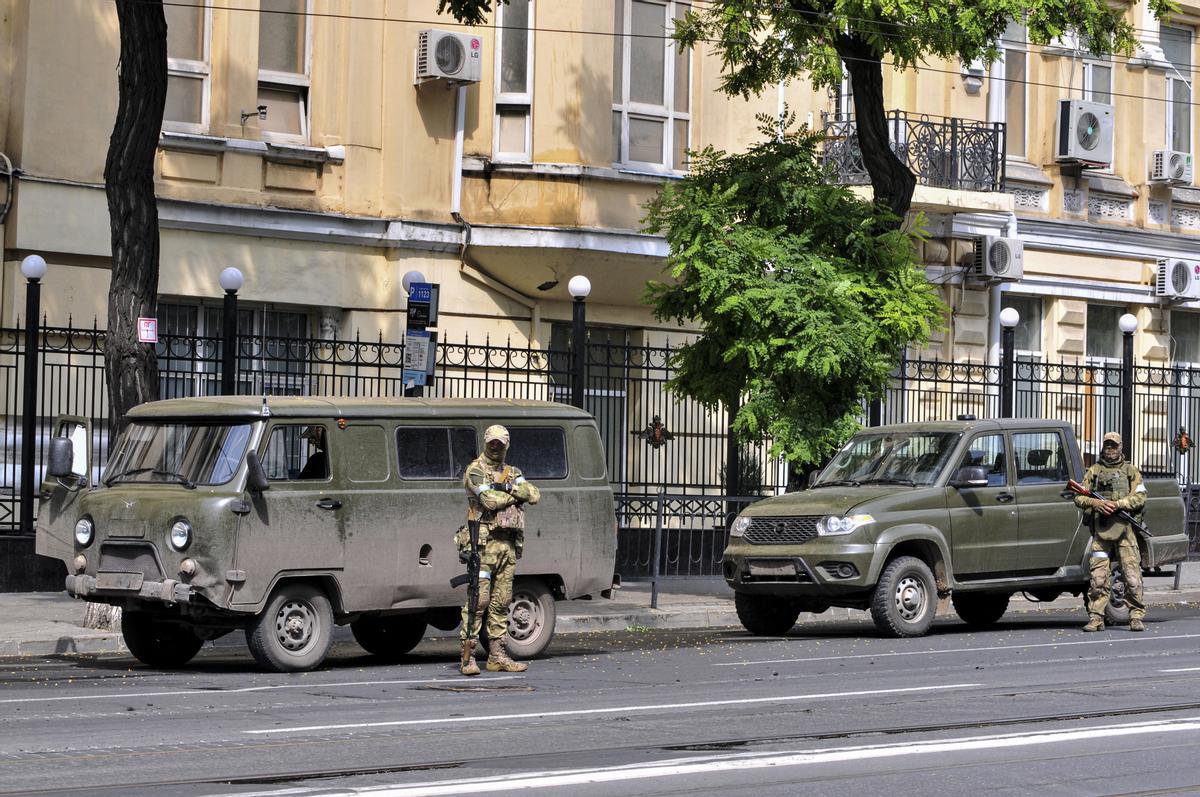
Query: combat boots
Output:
[[1082, 615, 1105, 632], [1130, 618, 1145, 632], [486, 638, 528, 672], [460, 639, 480, 676]]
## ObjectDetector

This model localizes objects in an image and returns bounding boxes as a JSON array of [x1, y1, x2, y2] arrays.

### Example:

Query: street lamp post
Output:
[[219, 267, 244, 396], [19, 255, 46, 535], [568, 276, 591, 409], [999, 307, 1019, 419], [1120, 312, 1138, 463]]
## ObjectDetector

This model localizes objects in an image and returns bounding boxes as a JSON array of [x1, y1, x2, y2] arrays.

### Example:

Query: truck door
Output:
[[1011, 429, 1083, 574], [947, 432, 1021, 577], [34, 416, 91, 564]]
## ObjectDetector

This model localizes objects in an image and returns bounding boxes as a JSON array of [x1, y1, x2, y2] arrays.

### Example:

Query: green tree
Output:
[[643, 122, 944, 465], [674, 0, 1172, 223]]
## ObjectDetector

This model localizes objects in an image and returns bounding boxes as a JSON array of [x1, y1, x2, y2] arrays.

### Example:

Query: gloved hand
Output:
[[490, 481, 514, 494]]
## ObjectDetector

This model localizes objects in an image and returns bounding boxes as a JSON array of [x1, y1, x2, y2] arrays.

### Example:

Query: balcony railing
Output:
[[822, 111, 1006, 193]]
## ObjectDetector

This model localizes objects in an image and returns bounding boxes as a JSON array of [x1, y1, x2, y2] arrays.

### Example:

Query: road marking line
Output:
[[1161, 667, 1200, 673], [714, 632, 1200, 667], [228, 716, 1200, 796], [243, 683, 980, 736], [0, 676, 524, 705]]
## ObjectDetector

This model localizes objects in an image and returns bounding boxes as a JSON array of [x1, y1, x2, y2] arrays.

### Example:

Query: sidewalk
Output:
[[1, 567, 1198, 658]]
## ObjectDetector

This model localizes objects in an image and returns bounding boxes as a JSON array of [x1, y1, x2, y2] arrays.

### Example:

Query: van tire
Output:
[[122, 612, 204, 669], [351, 615, 426, 662], [1104, 563, 1132, 625], [735, 592, 800, 636], [951, 592, 1010, 627], [870, 556, 937, 638], [246, 583, 334, 672], [499, 578, 556, 659]]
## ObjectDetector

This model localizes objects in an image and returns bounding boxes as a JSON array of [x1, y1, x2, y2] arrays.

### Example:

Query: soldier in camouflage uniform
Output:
[[1074, 432, 1147, 633], [458, 425, 540, 675]]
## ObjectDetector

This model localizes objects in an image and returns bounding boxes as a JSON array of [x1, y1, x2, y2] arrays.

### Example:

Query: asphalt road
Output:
[[2, 606, 1200, 797]]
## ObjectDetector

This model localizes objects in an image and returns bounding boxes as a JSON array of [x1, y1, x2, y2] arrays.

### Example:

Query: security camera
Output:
[[256, 105, 268, 120], [240, 106, 270, 125]]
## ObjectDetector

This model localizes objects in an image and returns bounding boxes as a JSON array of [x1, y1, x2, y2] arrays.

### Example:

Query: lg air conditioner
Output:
[[1150, 150, 1194, 185], [1055, 99, 1114, 168], [972, 236, 1024, 282], [1154, 258, 1200, 300], [415, 29, 483, 84]]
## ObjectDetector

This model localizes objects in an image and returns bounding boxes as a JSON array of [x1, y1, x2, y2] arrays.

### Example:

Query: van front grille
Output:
[[98, 543, 164, 580], [743, 516, 820, 546]]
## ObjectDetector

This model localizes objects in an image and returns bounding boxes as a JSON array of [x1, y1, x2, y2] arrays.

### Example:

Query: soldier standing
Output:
[[459, 425, 540, 675], [1074, 432, 1147, 633]]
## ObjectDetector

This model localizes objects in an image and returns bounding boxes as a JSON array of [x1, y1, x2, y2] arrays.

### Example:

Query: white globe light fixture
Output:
[[402, 270, 427, 295], [568, 275, 592, 300], [1118, 313, 1138, 334], [219, 266, 244, 293], [998, 307, 1020, 328], [20, 254, 47, 282]]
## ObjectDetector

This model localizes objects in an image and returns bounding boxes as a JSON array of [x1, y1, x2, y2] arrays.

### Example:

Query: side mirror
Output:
[[46, 438, 74, 479], [949, 465, 989, 489], [246, 450, 270, 493], [807, 470, 822, 488]]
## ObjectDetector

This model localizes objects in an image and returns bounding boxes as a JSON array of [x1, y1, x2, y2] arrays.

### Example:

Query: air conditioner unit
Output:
[[1055, 99, 1114, 168], [1150, 150, 1193, 185], [972, 236, 1024, 282], [415, 29, 483, 84], [1154, 258, 1200, 300]]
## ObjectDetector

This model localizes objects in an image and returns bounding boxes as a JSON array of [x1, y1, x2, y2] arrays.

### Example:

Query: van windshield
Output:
[[104, 422, 255, 488], [814, 431, 961, 487]]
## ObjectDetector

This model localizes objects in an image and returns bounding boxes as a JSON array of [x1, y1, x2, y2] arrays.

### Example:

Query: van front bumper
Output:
[[66, 574, 194, 605]]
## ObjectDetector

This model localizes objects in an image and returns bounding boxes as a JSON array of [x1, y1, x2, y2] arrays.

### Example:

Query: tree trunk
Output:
[[105, 0, 166, 432], [83, 602, 122, 632], [836, 34, 917, 226]]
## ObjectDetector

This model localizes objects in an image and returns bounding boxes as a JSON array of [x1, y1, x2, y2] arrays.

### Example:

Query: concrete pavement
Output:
[[1, 565, 1198, 658]]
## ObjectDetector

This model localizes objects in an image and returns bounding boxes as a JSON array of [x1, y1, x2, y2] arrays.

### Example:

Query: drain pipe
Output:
[[986, 212, 1020, 366], [447, 85, 541, 346]]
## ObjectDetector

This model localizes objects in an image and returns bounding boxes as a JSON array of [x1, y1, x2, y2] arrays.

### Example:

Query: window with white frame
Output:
[[1000, 20, 1027, 159], [833, 70, 853, 120], [612, 0, 691, 171], [1162, 25, 1193, 154], [1083, 58, 1112, 105], [494, 0, 533, 162], [1172, 311, 1200, 363], [257, 0, 311, 143], [163, 0, 211, 133]]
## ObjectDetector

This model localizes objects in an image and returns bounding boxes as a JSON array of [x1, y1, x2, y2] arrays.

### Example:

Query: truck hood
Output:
[[742, 486, 916, 517]]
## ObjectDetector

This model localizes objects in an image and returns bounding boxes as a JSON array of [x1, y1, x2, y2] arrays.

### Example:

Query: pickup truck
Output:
[[722, 418, 1191, 637]]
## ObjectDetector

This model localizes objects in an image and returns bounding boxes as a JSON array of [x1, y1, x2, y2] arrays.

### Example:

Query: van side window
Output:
[[507, 427, 568, 480], [1012, 431, 1069, 484], [958, 433, 1007, 487], [263, 424, 329, 481], [397, 427, 478, 479]]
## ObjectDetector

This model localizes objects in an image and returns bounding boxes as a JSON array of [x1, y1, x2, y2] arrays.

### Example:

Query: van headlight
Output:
[[730, 516, 752, 537], [169, 519, 193, 552], [818, 514, 874, 536], [74, 517, 95, 547]]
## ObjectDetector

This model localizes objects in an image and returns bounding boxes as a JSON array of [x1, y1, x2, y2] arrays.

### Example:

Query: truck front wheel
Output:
[[246, 583, 334, 672], [870, 556, 937, 637], [122, 612, 204, 669], [734, 592, 801, 636], [351, 615, 427, 662], [951, 592, 1010, 627]]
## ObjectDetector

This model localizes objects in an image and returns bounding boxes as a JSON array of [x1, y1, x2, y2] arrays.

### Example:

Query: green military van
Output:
[[724, 418, 1190, 638], [35, 398, 617, 672]]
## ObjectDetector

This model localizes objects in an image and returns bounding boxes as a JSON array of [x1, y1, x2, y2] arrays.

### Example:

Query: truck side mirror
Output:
[[949, 465, 989, 489], [807, 470, 822, 488], [246, 450, 270, 493], [46, 438, 74, 479]]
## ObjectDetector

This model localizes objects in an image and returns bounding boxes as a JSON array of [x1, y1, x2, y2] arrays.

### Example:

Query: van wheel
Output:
[[351, 615, 426, 662], [734, 592, 800, 636], [1105, 564, 1132, 626], [502, 579, 556, 659], [870, 556, 937, 638], [951, 592, 1010, 627], [121, 612, 204, 669], [246, 584, 333, 672]]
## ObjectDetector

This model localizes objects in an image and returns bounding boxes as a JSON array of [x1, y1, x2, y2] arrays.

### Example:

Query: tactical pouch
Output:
[[454, 524, 470, 554]]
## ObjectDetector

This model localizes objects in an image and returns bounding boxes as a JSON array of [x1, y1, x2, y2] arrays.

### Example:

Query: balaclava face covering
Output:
[[1100, 443, 1124, 466], [482, 425, 510, 468]]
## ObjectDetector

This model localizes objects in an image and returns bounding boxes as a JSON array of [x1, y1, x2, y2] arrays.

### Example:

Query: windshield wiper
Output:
[[152, 470, 197, 489], [104, 467, 156, 486], [811, 479, 861, 488], [859, 477, 917, 487]]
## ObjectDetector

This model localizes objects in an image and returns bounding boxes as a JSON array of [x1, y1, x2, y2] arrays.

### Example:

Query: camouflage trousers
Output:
[[1087, 528, 1146, 620], [460, 531, 517, 642]]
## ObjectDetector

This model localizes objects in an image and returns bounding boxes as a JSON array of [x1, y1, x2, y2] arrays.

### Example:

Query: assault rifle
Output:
[[450, 519, 481, 666], [1065, 479, 1152, 543]]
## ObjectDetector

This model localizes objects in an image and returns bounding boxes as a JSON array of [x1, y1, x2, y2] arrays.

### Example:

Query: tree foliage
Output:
[[643, 121, 944, 465]]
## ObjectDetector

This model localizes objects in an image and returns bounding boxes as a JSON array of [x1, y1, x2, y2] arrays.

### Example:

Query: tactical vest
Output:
[[1086, 460, 1140, 540], [464, 458, 525, 530]]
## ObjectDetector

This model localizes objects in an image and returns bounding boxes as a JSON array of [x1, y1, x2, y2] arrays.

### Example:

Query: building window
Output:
[[612, 0, 691, 171], [1000, 20, 1027, 159], [494, 0, 533, 162], [163, 0, 211, 133], [1163, 25, 1192, 154], [1002, 295, 1043, 355], [257, 0, 310, 143], [1172, 312, 1200, 364], [1083, 58, 1112, 105], [1086, 304, 1124, 360]]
